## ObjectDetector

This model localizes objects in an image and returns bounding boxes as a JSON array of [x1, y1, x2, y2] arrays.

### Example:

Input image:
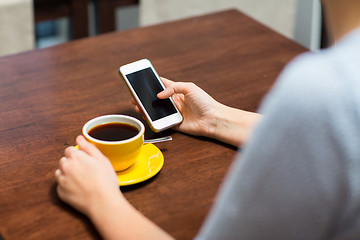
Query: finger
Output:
[[157, 77, 173, 99], [130, 98, 144, 116], [64, 146, 78, 158], [59, 157, 69, 174], [76, 135, 107, 161], [56, 185, 67, 202], [131, 98, 142, 114], [160, 77, 174, 87], [134, 105, 141, 113], [54, 169, 63, 184], [157, 81, 195, 99], [157, 88, 173, 99], [55, 169, 66, 186], [55, 168, 62, 179]]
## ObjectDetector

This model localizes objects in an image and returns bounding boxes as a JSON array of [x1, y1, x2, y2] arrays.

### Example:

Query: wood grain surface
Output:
[[0, 10, 306, 240]]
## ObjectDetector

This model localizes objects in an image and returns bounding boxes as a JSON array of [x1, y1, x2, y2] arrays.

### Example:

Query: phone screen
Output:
[[126, 67, 177, 121]]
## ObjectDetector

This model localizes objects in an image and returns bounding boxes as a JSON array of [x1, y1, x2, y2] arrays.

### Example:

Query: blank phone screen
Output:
[[126, 67, 177, 121]]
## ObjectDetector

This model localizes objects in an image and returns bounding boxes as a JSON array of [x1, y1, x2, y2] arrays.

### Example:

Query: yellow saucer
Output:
[[117, 143, 164, 186]]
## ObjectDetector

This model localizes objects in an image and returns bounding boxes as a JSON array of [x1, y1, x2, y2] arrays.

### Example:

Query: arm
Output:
[[89, 193, 172, 240], [157, 78, 261, 147], [208, 104, 261, 147], [55, 136, 173, 240]]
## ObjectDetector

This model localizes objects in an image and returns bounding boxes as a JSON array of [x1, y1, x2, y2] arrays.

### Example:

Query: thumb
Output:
[[76, 135, 108, 161], [157, 87, 175, 99], [157, 81, 194, 99]]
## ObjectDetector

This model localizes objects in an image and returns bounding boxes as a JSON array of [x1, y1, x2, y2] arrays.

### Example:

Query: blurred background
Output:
[[0, 0, 325, 57]]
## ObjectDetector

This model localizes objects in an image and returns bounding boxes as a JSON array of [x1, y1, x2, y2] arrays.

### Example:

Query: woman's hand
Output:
[[132, 77, 222, 137], [55, 135, 121, 217], [55, 136, 174, 239], [133, 77, 261, 147], [132, 77, 221, 138], [157, 77, 222, 137]]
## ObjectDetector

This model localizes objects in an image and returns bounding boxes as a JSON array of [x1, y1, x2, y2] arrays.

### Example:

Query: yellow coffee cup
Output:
[[82, 115, 145, 171]]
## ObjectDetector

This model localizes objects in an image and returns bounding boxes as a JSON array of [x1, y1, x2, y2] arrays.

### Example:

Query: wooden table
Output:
[[0, 10, 306, 240]]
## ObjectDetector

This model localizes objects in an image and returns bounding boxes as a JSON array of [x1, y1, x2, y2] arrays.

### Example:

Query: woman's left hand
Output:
[[55, 135, 121, 216]]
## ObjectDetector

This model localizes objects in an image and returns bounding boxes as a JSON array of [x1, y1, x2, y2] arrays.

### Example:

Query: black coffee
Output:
[[88, 122, 139, 141]]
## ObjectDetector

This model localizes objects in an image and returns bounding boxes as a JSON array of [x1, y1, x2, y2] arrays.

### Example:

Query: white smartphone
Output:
[[118, 59, 183, 132]]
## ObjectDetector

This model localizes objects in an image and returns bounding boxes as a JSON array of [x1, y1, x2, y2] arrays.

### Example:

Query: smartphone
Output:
[[118, 59, 183, 132]]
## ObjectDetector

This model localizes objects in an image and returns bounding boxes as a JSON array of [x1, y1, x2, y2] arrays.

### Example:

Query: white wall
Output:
[[140, 0, 297, 39], [0, 0, 322, 57], [140, 0, 322, 50], [0, 0, 34, 56]]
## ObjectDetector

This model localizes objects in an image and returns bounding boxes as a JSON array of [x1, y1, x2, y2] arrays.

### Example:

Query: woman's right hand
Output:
[[133, 77, 261, 147], [156, 77, 221, 137], [132, 77, 221, 138]]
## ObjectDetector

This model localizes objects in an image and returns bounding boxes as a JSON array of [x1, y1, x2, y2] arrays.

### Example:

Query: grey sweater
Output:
[[196, 28, 360, 240]]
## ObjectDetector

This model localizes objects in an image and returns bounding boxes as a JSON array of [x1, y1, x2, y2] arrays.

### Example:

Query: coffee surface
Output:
[[88, 122, 139, 141]]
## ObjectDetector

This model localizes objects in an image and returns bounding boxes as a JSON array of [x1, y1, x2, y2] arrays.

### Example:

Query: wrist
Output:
[[210, 104, 261, 147], [88, 191, 174, 240], [205, 102, 227, 140], [87, 191, 131, 240], [87, 189, 125, 223]]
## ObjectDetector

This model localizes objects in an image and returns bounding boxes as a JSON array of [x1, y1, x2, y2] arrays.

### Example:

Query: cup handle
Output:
[[74, 145, 79, 150]]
